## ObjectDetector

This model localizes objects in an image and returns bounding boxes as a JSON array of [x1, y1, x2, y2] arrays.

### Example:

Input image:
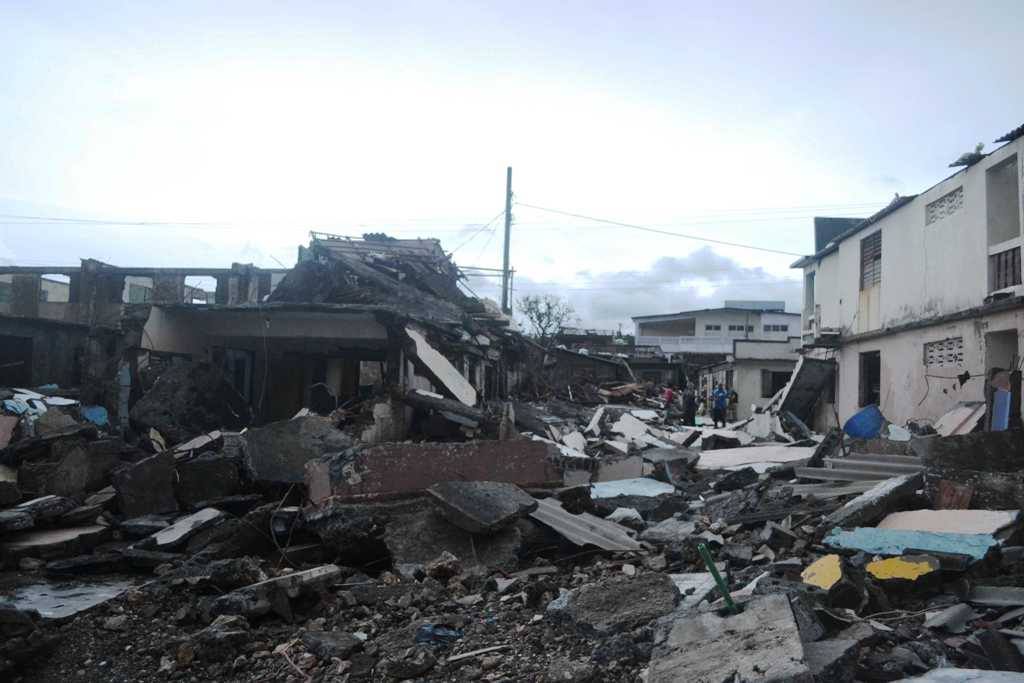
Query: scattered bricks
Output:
[[306, 440, 563, 503], [804, 639, 859, 682], [648, 593, 810, 683], [760, 521, 798, 550], [174, 454, 240, 508], [243, 415, 353, 484], [825, 473, 923, 529], [301, 631, 363, 660], [547, 573, 679, 637], [425, 481, 538, 534], [112, 451, 179, 517]]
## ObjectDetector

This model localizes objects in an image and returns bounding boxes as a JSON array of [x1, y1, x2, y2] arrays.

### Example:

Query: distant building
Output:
[[698, 337, 801, 420], [632, 302, 800, 354]]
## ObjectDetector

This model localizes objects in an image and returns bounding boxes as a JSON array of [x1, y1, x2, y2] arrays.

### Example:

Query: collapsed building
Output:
[[1, 204, 1024, 681]]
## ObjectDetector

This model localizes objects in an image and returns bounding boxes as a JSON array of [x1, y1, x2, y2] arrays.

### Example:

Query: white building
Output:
[[633, 301, 800, 354], [698, 336, 802, 420], [793, 122, 1024, 429]]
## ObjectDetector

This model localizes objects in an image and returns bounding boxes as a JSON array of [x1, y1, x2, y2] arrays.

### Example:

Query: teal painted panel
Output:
[[824, 527, 997, 561]]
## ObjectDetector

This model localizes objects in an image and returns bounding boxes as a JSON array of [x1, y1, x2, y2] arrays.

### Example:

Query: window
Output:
[[763, 324, 789, 333], [987, 155, 1021, 246], [925, 187, 963, 225], [38, 290, 49, 302], [728, 324, 743, 332], [859, 351, 881, 407], [0, 282, 9, 303], [761, 370, 792, 398], [990, 247, 1022, 291], [705, 324, 721, 331], [924, 337, 963, 368], [860, 231, 882, 290]]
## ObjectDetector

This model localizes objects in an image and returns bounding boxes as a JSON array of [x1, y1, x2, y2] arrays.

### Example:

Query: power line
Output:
[[449, 210, 505, 254], [516, 202, 808, 256]]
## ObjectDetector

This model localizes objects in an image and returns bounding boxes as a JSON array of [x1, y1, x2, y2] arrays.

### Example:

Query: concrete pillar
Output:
[[10, 274, 40, 317], [151, 274, 185, 303]]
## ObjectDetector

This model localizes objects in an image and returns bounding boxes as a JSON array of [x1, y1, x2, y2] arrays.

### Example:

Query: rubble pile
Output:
[[2, 373, 1024, 682]]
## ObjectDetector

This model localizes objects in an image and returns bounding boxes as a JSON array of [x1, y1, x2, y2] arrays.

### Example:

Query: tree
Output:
[[517, 294, 576, 346]]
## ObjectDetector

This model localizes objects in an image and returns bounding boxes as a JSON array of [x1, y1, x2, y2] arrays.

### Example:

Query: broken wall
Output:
[[0, 317, 90, 387]]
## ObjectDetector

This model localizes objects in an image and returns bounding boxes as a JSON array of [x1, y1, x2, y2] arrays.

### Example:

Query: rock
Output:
[[385, 507, 523, 573], [210, 564, 342, 620], [760, 521, 798, 550], [640, 517, 696, 544], [35, 409, 78, 436], [112, 451, 179, 517], [605, 507, 645, 530], [380, 646, 436, 680], [301, 631, 362, 660], [130, 361, 251, 445], [723, 543, 754, 565], [102, 615, 128, 631], [544, 658, 596, 682], [194, 614, 251, 662], [175, 454, 240, 508], [425, 480, 537, 534], [804, 639, 859, 682], [0, 509, 33, 533], [716, 467, 758, 492], [244, 415, 352, 484], [548, 573, 679, 636], [425, 551, 461, 581]]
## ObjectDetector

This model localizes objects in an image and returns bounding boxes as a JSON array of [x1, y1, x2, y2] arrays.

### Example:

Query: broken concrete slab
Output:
[[16, 495, 77, 521], [530, 498, 641, 551], [211, 564, 341, 619], [112, 451, 178, 517], [825, 473, 923, 529], [649, 593, 810, 683], [968, 586, 1024, 608], [893, 671, 1024, 682], [120, 515, 171, 539], [406, 325, 476, 406], [878, 509, 1021, 535], [1, 525, 110, 560], [778, 356, 836, 424], [668, 572, 717, 611], [174, 454, 241, 508], [804, 638, 859, 682], [547, 573, 679, 636], [923, 603, 975, 633], [151, 507, 226, 549], [425, 481, 537, 534], [590, 478, 674, 499], [307, 439, 562, 503], [244, 415, 353, 485], [561, 431, 587, 453], [640, 518, 696, 544], [825, 527, 998, 561], [696, 445, 814, 471], [0, 509, 34, 532]]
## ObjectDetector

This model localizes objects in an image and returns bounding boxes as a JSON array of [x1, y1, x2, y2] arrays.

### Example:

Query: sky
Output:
[[2, 0, 1023, 331]]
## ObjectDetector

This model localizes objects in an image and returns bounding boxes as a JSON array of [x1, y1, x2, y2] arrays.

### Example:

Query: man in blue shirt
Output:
[[711, 383, 729, 428]]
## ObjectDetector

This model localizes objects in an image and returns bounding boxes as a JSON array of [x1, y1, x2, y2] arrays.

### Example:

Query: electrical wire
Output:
[[448, 210, 505, 253], [516, 202, 807, 256]]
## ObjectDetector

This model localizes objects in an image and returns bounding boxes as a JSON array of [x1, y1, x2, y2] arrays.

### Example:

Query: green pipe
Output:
[[698, 542, 738, 615]]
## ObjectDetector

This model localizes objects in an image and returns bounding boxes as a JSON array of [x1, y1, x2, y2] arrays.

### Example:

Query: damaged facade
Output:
[[794, 124, 1024, 430]]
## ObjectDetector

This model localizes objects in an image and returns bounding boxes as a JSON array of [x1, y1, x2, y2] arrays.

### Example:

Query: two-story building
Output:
[[793, 122, 1024, 429], [633, 301, 800, 354]]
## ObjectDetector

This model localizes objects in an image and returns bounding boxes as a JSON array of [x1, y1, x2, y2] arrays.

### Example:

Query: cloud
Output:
[[468, 246, 802, 331]]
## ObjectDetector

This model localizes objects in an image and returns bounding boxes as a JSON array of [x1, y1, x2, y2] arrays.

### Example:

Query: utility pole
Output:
[[501, 166, 513, 314]]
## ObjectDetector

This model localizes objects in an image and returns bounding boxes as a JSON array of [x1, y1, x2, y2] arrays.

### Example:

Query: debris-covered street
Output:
[[1, 230, 1023, 682]]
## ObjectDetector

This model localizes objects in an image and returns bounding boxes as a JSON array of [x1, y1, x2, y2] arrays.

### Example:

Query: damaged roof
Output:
[[269, 232, 508, 330], [995, 122, 1024, 144]]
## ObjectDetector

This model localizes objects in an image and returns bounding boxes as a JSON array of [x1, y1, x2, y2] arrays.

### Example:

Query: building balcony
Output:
[[636, 335, 734, 354]]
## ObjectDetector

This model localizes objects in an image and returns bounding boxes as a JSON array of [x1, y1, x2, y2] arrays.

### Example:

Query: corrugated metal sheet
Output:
[[529, 498, 641, 551]]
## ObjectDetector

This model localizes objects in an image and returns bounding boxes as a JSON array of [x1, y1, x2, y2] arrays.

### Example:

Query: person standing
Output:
[[711, 383, 729, 428], [681, 386, 697, 427]]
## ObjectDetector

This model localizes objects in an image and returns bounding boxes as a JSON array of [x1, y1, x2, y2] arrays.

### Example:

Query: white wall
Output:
[[814, 307, 1024, 427], [803, 138, 1024, 335]]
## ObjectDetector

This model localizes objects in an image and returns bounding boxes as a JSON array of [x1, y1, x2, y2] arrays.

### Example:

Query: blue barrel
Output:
[[844, 404, 884, 439]]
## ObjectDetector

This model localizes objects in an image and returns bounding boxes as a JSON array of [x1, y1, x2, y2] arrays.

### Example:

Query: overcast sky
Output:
[[2, 1, 1023, 331]]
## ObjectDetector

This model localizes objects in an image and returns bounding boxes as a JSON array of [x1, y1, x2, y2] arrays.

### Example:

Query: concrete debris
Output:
[[547, 573, 679, 636], [426, 480, 537, 534], [244, 415, 353, 484], [649, 593, 809, 682], [112, 451, 179, 517], [530, 498, 641, 551], [826, 472, 923, 529]]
